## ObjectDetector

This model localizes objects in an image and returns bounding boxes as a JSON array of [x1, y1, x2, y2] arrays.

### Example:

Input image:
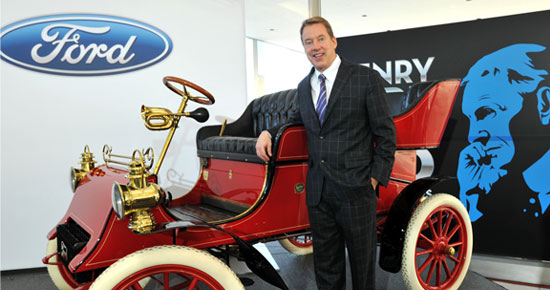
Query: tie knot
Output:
[[318, 74, 326, 82]]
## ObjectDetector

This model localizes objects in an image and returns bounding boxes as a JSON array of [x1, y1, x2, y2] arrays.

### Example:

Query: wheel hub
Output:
[[434, 239, 454, 257]]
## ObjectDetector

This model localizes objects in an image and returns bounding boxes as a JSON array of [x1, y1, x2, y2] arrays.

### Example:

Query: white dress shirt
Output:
[[310, 55, 342, 109]]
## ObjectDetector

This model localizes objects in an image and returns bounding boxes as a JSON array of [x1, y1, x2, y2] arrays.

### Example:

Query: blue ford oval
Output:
[[0, 14, 172, 76]]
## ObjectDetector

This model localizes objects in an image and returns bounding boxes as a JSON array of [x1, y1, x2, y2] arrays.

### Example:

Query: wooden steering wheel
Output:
[[163, 76, 215, 105]]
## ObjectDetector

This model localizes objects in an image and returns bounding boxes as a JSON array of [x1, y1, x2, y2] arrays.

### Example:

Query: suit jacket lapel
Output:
[[323, 60, 352, 126]]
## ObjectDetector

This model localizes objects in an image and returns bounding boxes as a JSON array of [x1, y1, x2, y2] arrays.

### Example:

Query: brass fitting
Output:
[[71, 145, 96, 192]]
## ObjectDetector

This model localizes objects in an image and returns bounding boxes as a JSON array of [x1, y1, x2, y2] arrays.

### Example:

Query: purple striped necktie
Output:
[[316, 74, 327, 125]]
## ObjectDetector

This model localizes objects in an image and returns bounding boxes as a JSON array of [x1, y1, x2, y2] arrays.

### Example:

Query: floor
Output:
[[1, 242, 547, 289], [493, 281, 549, 290]]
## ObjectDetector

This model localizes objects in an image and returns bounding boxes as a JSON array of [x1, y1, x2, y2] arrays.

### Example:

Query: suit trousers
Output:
[[308, 177, 377, 290]]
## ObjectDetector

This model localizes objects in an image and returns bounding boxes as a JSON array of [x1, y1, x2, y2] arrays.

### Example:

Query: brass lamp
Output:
[[111, 159, 167, 234], [70, 145, 96, 192]]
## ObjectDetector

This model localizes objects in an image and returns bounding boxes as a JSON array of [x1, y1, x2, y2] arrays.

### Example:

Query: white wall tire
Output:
[[89, 245, 244, 290], [401, 193, 473, 290], [279, 234, 313, 255], [45, 238, 78, 290]]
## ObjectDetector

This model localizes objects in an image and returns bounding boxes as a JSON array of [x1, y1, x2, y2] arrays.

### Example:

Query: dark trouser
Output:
[[308, 178, 377, 290]]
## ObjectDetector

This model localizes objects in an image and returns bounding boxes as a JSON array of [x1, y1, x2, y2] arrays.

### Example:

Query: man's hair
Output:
[[300, 16, 335, 41]]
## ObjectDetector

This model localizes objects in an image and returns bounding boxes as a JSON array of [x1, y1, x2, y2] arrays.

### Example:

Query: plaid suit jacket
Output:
[[294, 58, 396, 206]]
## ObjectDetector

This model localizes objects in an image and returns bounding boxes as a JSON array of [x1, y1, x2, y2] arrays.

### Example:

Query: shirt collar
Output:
[[314, 55, 341, 83]]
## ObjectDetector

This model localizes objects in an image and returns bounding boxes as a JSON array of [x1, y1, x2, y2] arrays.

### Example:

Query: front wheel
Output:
[[45, 238, 78, 290], [401, 193, 473, 290], [89, 245, 244, 290]]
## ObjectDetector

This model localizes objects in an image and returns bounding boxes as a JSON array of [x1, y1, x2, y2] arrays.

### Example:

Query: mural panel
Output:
[[338, 10, 550, 260]]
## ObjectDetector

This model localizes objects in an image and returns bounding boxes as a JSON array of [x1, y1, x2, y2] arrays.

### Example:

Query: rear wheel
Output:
[[279, 234, 313, 255], [401, 193, 473, 290], [89, 245, 244, 290]]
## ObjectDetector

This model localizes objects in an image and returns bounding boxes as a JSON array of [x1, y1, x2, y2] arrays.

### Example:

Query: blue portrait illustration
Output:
[[457, 43, 550, 222]]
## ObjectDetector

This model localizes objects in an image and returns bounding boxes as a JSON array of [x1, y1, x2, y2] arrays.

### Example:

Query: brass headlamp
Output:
[[111, 151, 168, 234], [70, 145, 96, 192]]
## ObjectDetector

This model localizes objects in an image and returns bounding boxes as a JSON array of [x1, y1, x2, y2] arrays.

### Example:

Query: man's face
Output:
[[301, 23, 337, 72], [462, 79, 524, 172]]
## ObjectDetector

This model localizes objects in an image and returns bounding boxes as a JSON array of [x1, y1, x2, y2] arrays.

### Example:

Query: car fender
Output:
[[378, 176, 455, 273]]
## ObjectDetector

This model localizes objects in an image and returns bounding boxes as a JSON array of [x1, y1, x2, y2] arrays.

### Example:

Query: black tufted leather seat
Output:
[[388, 81, 438, 117], [196, 82, 438, 162], [196, 89, 298, 163], [401, 81, 437, 112]]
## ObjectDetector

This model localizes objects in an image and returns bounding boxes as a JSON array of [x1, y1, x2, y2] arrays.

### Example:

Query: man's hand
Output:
[[255, 130, 272, 162], [370, 177, 378, 191]]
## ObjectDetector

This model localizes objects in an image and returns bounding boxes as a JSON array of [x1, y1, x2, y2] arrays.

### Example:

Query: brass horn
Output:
[[141, 105, 175, 130]]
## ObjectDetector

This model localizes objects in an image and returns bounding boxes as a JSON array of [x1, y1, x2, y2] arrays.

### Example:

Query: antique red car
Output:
[[43, 76, 472, 290]]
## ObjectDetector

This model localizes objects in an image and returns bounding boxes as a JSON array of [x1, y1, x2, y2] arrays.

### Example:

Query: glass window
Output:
[[246, 37, 310, 103]]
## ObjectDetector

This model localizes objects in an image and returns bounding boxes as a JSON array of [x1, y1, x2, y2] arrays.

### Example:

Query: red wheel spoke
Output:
[[424, 257, 436, 284], [416, 247, 434, 257], [187, 278, 198, 290], [436, 260, 442, 286], [448, 254, 460, 264], [164, 273, 170, 290], [438, 211, 444, 237], [418, 232, 435, 249], [418, 254, 435, 273], [427, 218, 438, 239], [416, 232, 435, 255], [448, 240, 464, 248], [442, 212, 454, 236], [447, 223, 461, 239], [443, 258, 452, 278]]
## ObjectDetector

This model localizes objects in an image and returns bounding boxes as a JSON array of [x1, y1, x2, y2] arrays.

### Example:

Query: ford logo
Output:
[[0, 14, 172, 76]]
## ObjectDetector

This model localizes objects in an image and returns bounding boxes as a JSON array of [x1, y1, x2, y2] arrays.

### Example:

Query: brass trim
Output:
[[153, 95, 189, 175], [219, 119, 227, 136], [207, 164, 269, 224], [102, 145, 154, 170], [80, 145, 96, 171], [129, 210, 156, 234], [72, 145, 97, 192], [446, 246, 456, 256]]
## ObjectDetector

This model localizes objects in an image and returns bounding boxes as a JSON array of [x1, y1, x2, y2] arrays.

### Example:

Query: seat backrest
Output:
[[387, 92, 406, 116], [251, 89, 298, 136]]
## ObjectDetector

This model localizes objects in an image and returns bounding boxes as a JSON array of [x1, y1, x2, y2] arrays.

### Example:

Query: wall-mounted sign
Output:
[[0, 14, 172, 76], [338, 10, 550, 260]]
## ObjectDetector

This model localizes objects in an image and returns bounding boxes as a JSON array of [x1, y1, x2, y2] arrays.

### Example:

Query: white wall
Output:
[[0, 0, 247, 270]]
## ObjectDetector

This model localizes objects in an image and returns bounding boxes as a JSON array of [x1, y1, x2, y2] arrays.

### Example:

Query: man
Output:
[[457, 43, 550, 222], [256, 17, 396, 290]]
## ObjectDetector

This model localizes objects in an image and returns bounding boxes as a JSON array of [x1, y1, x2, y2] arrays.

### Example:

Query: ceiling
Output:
[[244, 0, 550, 52]]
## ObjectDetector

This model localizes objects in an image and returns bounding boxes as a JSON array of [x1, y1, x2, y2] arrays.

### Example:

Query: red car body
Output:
[[44, 78, 468, 290]]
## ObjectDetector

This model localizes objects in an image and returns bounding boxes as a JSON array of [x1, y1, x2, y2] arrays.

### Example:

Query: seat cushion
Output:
[[197, 136, 262, 163], [198, 136, 257, 155], [196, 89, 298, 164]]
